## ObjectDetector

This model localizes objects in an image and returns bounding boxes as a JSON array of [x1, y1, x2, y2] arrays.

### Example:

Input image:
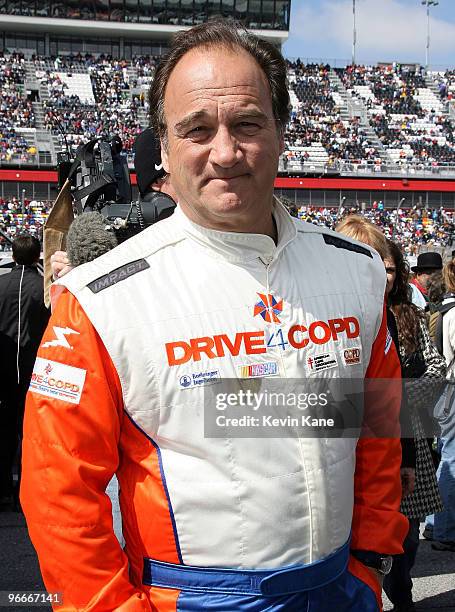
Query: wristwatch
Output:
[[351, 550, 393, 575]]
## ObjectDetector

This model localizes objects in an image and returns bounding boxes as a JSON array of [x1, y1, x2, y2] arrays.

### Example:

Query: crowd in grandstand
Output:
[[34, 54, 149, 153], [0, 51, 26, 84], [1, 51, 455, 170], [337, 63, 455, 168], [1, 196, 453, 257], [295, 204, 454, 255], [0, 198, 50, 248], [431, 69, 455, 101], [132, 55, 158, 80], [0, 52, 36, 163], [284, 61, 379, 167]]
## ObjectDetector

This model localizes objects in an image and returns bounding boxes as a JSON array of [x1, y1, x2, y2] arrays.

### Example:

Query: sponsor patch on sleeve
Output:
[[29, 357, 86, 405]]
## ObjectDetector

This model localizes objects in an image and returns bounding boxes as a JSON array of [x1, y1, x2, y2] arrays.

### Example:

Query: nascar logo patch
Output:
[[238, 361, 279, 378]]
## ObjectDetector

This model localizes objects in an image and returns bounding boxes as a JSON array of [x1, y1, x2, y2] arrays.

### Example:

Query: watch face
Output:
[[380, 556, 393, 575]]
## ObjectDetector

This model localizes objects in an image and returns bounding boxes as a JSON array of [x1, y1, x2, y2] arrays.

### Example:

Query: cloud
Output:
[[285, 0, 455, 66]]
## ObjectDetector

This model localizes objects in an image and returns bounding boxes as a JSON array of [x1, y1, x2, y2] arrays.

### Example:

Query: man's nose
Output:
[[209, 127, 243, 168]]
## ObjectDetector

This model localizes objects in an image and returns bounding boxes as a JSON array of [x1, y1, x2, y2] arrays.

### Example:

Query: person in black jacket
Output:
[[0, 234, 50, 509]]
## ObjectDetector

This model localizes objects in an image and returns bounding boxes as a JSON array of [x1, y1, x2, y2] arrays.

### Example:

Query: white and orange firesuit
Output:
[[21, 201, 408, 611]]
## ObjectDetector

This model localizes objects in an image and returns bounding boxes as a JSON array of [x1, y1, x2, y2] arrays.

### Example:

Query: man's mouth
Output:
[[206, 174, 248, 183]]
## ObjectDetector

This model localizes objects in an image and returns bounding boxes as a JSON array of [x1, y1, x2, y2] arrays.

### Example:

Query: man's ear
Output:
[[161, 140, 170, 174]]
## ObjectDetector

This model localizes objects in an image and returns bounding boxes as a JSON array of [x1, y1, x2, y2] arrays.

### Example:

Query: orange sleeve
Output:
[[351, 303, 409, 554], [20, 289, 151, 611]]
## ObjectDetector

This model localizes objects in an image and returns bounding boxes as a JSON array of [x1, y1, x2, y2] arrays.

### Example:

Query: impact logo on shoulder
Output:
[[179, 370, 220, 389], [29, 357, 86, 404]]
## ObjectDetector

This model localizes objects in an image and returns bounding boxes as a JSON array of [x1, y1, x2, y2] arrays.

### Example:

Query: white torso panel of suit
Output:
[[58, 201, 385, 570]]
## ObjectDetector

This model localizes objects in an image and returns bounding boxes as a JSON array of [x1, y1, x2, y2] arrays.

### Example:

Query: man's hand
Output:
[[51, 250, 73, 280], [401, 467, 416, 497]]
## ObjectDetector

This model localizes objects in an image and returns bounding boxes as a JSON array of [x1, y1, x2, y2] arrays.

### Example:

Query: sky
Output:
[[283, 0, 455, 69]]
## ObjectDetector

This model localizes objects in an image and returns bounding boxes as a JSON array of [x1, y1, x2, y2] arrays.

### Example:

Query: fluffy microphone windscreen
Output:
[[67, 212, 118, 267]]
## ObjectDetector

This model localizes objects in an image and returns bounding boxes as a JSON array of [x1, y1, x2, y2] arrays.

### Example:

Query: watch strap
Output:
[[351, 550, 392, 574]]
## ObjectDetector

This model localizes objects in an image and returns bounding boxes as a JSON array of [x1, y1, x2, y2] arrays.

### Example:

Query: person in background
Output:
[[427, 271, 446, 353], [336, 215, 388, 258], [48, 128, 178, 547], [425, 259, 455, 552], [427, 271, 445, 310], [0, 234, 49, 509], [409, 252, 443, 310], [336, 215, 416, 495], [383, 239, 445, 612]]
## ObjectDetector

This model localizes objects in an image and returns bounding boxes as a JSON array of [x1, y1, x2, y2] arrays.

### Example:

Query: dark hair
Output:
[[427, 270, 445, 304], [386, 239, 410, 307], [149, 18, 290, 146], [386, 239, 424, 355], [12, 233, 41, 265]]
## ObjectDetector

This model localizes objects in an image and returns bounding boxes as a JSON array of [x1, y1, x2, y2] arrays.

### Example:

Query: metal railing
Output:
[[279, 158, 455, 178], [0, 157, 52, 168]]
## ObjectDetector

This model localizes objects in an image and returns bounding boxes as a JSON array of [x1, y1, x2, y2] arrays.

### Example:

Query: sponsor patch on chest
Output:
[[341, 347, 362, 366], [179, 370, 220, 389], [306, 352, 338, 374], [238, 361, 279, 378]]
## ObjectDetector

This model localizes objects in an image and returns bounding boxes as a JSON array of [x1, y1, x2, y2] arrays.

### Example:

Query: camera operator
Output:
[[46, 129, 177, 547], [50, 128, 177, 280]]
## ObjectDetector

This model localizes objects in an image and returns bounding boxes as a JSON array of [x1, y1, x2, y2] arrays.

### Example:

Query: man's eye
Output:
[[187, 126, 207, 136], [237, 122, 261, 133]]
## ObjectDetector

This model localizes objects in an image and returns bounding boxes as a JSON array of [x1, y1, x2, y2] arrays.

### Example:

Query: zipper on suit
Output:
[[258, 254, 287, 376]]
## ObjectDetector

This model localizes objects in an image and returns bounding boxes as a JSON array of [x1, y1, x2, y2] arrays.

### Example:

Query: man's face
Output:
[[384, 258, 397, 297], [416, 269, 439, 289], [161, 46, 284, 233]]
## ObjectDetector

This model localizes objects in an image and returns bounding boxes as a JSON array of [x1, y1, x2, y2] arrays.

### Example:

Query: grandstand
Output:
[[0, 1, 290, 192], [0, 0, 454, 243]]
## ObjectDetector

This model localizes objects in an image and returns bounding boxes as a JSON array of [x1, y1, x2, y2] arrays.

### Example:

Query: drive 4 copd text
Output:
[[166, 316, 360, 366]]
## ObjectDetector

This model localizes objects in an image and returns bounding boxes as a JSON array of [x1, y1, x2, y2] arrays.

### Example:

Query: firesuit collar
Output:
[[173, 198, 297, 264]]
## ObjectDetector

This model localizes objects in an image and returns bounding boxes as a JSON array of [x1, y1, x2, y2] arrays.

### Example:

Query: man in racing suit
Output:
[[21, 19, 408, 611]]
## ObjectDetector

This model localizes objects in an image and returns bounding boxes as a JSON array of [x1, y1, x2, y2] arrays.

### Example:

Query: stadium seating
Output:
[[296, 204, 454, 255], [0, 52, 37, 164], [336, 64, 455, 169], [0, 198, 51, 246], [1, 194, 452, 255], [37, 55, 146, 154], [284, 61, 380, 171], [430, 69, 455, 101], [1, 52, 455, 175]]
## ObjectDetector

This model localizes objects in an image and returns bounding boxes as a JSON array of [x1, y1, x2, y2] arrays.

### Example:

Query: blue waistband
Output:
[[143, 539, 350, 597]]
